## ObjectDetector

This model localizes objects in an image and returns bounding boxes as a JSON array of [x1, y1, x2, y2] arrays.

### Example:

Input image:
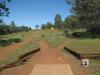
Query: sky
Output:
[[3, 0, 72, 28]]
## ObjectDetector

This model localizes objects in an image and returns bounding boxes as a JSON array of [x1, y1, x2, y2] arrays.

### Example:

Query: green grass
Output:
[[88, 59, 100, 75], [0, 31, 34, 47], [0, 42, 38, 65], [0, 46, 3, 48], [65, 39, 100, 54], [0, 31, 41, 65], [64, 38, 100, 75], [0, 31, 34, 40], [1, 30, 100, 75], [32, 30, 43, 42], [43, 30, 67, 48]]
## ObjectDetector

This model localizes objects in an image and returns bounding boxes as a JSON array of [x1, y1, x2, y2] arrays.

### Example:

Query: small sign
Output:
[[81, 59, 89, 67]]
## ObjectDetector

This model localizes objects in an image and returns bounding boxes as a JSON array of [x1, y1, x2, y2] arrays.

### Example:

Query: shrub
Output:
[[0, 38, 22, 47], [11, 38, 22, 43]]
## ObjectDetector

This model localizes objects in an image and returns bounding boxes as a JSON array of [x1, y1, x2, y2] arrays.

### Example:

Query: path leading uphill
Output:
[[0, 40, 89, 75]]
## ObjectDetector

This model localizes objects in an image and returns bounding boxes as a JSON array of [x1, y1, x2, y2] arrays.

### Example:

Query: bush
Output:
[[0, 40, 7, 46], [0, 38, 22, 47], [71, 31, 95, 38]]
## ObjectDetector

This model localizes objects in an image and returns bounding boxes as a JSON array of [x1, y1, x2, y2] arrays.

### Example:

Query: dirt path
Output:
[[0, 40, 72, 75], [30, 64, 73, 75]]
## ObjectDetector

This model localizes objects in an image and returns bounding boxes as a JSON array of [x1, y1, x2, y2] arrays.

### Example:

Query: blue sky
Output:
[[3, 0, 71, 28]]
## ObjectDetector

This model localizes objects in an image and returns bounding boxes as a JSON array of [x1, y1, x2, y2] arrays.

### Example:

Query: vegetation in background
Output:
[[41, 22, 54, 30], [0, 38, 22, 47], [65, 0, 100, 37], [0, 20, 31, 35], [54, 14, 62, 30], [35, 25, 39, 30], [43, 30, 66, 48]]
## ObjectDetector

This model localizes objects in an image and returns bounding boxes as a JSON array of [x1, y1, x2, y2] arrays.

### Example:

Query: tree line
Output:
[[41, 14, 81, 30], [41, 0, 100, 38], [1, 0, 100, 37], [0, 20, 31, 35]]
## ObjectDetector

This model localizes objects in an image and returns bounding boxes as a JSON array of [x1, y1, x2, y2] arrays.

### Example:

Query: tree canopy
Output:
[[0, 0, 11, 17], [66, 0, 100, 34], [54, 14, 62, 30]]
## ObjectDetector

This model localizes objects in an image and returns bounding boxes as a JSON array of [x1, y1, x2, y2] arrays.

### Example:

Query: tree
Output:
[[68, 0, 100, 34], [10, 21, 16, 33], [0, 19, 4, 25], [0, 0, 11, 17], [54, 14, 62, 30], [46, 22, 53, 29], [41, 24, 46, 30], [64, 16, 80, 30], [35, 25, 39, 30]]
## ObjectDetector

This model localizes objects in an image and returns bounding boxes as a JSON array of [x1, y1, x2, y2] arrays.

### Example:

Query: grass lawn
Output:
[[0, 31, 35, 48], [43, 30, 67, 48], [87, 59, 100, 75], [64, 39, 100, 75], [65, 39, 100, 54], [0, 31, 31, 40], [32, 30, 43, 42]]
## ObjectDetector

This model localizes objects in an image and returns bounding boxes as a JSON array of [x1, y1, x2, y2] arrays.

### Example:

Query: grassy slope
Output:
[[0, 31, 30, 40], [0, 31, 41, 65], [43, 30, 67, 48], [0, 30, 100, 75], [0, 31, 33, 49]]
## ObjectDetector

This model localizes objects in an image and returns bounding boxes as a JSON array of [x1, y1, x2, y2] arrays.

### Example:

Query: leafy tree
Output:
[[10, 21, 16, 33], [54, 14, 62, 30], [41, 22, 54, 30], [41, 24, 46, 30], [46, 22, 53, 29], [0, 22, 32, 35], [64, 16, 80, 30], [0, 0, 11, 17], [67, 0, 100, 34], [0, 19, 4, 23]]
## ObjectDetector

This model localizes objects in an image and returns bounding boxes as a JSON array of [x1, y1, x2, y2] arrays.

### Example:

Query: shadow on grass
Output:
[[70, 31, 100, 39]]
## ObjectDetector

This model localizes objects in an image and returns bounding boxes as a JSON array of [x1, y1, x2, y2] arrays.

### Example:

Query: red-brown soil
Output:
[[0, 40, 71, 75], [0, 40, 90, 75]]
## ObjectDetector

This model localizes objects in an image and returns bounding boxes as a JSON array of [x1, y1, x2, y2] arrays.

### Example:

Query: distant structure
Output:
[[51, 27, 54, 31]]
